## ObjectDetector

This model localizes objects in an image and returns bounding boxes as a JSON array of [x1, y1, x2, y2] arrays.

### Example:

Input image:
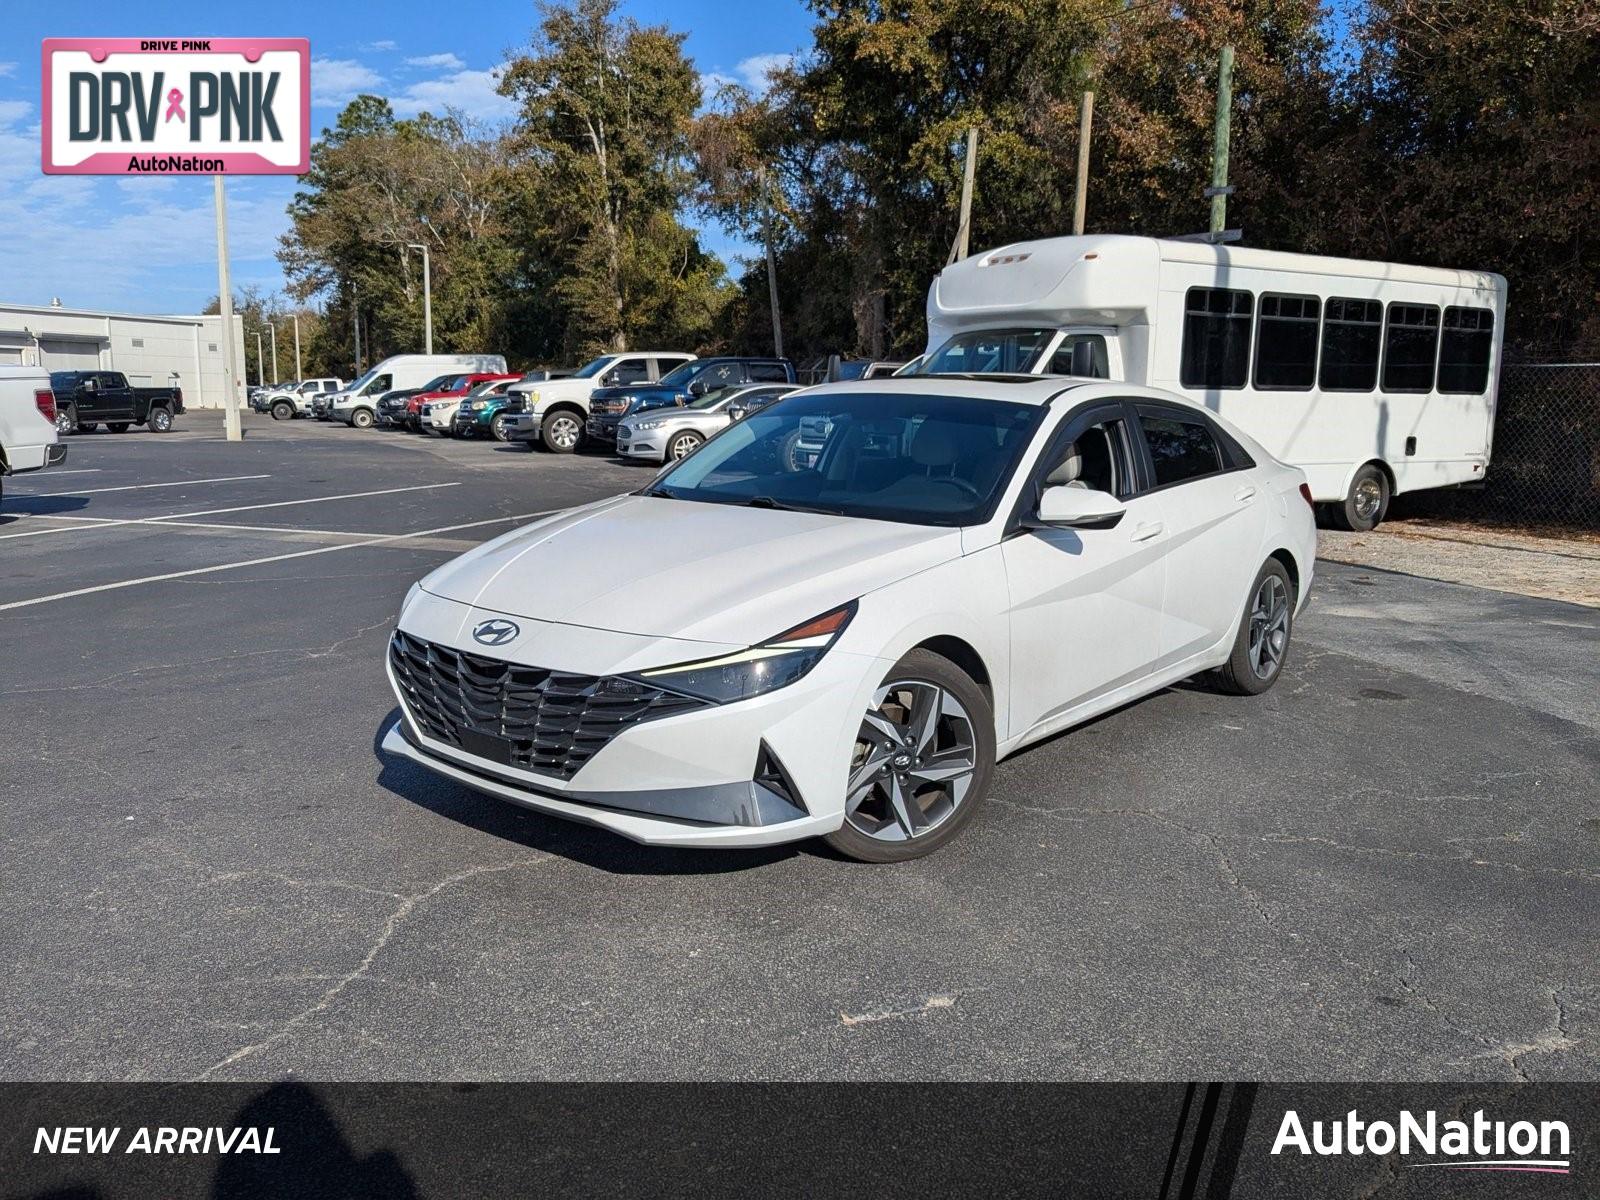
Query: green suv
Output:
[[449, 379, 520, 440]]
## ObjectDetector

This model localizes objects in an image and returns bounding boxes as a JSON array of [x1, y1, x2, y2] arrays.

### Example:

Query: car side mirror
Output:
[[688, 380, 708, 396], [82, 378, 98, 393], [1033, 485, 1126, 529], [602, 371, 619, 386], [1070, 340, 1097, 377]]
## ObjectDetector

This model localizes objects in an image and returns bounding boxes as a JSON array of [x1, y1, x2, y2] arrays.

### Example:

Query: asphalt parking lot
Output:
[[2, 411, 1596, 1082]]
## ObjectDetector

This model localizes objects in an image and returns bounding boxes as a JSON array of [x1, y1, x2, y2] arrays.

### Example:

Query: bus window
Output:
[[1254, 293, 1321, 390], [1319, 298, 1382, 391], [1382, 303, 1441, 393], [1180, 288, 1253, 389], [1044, 334, 1109, 377], [1438, 307, 1495, 394]]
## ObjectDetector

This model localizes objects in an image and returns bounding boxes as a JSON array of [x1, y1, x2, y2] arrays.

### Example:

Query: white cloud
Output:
[[404, 53, 465, 70], [0, 100, 32, 126], [311, 58, 385, 108], [391, 67, 515, 124], [734, 53, 794, 92], [0, 62, 17, 79], [362, 40, 399, 53]]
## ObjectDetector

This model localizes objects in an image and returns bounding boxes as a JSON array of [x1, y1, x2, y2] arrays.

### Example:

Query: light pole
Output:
[[267, 321, 279, 383], [255, 330, 265, 386], [292, 312, 302, 379], [406, 242, 433, 354]]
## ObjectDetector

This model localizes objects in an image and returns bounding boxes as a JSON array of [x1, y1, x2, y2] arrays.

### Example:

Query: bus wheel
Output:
[[1330, 464, 1389, 532]]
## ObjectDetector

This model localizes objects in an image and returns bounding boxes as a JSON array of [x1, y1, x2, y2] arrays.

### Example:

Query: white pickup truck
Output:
[[0, 365, 67, 504]]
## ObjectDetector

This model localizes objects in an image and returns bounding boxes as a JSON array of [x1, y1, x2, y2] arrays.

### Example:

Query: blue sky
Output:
[[0, 0, 813, 314]]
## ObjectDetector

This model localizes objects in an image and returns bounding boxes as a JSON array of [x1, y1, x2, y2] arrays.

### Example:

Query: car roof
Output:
[[789, 374, 1228, 415]]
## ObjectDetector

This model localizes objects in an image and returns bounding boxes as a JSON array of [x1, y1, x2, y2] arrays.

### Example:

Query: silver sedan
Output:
[[615, 384, 799, 463]]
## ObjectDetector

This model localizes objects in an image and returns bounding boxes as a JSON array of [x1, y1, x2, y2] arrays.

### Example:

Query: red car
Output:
[[405, 373, 519, 432]]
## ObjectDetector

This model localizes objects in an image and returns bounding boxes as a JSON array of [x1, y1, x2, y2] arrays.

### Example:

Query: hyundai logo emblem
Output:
[[472, 618, 520, 647]]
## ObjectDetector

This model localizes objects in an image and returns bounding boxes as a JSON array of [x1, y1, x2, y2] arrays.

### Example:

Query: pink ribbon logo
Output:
[[164, 88, 185, 123]]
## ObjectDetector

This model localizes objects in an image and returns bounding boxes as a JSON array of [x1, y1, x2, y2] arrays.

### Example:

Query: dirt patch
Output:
[[1319, 519, 1600, 607]]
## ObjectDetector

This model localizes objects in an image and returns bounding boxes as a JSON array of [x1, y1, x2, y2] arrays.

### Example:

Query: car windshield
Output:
[[573, 356, 618, 379], [644, 390, 1046, 527], [657, 361, 700, 388], [687, 387, 738, 410], [913, 328, 1055, 375], [468, 379, 504, 396]]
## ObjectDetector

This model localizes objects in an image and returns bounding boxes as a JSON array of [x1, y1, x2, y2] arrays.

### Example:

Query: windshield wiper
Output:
[[741, 495, 797, 510], [638, 485, 673, 499]]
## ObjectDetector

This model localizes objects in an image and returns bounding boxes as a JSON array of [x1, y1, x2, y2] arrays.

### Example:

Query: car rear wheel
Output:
[[823, 649, 995, 863], [490, 414, 511, 442], [667, 430, 704, 461], [271, 400, 294, 421], [1216, 559, 1295, 696], [108, 423, 130, 433], [1326, 463, 1389, 532], [147, 407, 172, 433], [541, 410, 582, 453]]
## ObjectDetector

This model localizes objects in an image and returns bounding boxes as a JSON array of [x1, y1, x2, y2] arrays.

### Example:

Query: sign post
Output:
[[42, 38, 310, 441]]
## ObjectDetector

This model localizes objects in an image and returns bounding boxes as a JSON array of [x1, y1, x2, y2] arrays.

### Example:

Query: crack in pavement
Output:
[[191, 856, 552, 1080], [840, 993, 959, 1028]]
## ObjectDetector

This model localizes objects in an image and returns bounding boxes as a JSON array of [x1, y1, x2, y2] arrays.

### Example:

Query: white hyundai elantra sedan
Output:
[[384, 376, 1315, 861]]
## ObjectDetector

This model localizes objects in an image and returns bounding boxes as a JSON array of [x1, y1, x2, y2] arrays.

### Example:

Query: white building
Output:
[[0, 301, 247, 409]]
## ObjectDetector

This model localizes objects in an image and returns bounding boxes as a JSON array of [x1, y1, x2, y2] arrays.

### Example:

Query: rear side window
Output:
[[612, 358, 650, 385], [1381, 303, 1441, 393], [1180, 288, 1253, 389], [1253, 293, 1320, 390], [1438, 307, 1494, 394], [1138, 408, 1224, 487], [1318, 298, 1382, 391], [747, 362, 791, 383]]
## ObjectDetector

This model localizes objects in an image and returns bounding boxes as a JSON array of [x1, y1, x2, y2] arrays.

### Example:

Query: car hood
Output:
[[417, 494, 963, 645], [508, 377, 600, 400], [591, 384, 680, 406]]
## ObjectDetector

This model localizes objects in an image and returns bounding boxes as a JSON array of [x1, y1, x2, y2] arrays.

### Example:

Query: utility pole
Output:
[[759, 168, 783, 359], [292, 312, 303, 379], [948, 127, 978, 264], [1208, 45, 1236, 237], [255, 331, 265, 386], [1073, 91, 1095, 236], [352, 294, 362, 376], [267, 321, 278, 383], [407, 243, 433, 355], [213, 175, 241, 441]]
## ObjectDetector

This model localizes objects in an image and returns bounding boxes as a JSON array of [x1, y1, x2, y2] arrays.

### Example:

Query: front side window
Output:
[[1381, 303, 1441, 393], [1319, 297, 1382, 391], [694, 361, 743, 390], [915, 328, 1056, 375], [1043, 334, 1110, 378], [1438, 306, 1494, 394], [1038, 415, 1133, 500], [1254, 293, 1321, 390], [611, 358, 650, 385], [646, 391, 1047, 527], [1180, 288, 1253, 389], [1138, 408, 1224, 487]]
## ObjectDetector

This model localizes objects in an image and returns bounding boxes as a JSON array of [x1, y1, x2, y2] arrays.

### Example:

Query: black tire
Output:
[[271, 400, 294, 421], [541, 409, 584, 453], [147, 406, 172, 433], [56, 407, 76, 435], [1325, 463, 1389, 532], [351, 407, 374, 429], [822, 648, 996, 864], [666, 430, 704, 461], [1216, 558, 1295, 696], [108, 423, 130, 433], [490, 414, 511, 442], [77, 422, 98, 434]]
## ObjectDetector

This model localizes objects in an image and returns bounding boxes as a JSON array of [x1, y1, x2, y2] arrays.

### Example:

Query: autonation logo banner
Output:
[[41, 38, 309, 175], [1273, 1106, 1573, 1175]]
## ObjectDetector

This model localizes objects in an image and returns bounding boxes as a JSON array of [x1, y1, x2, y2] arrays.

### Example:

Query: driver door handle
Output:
[[1131, 521, 1165, 542], [1234, 485, 1258, 502]]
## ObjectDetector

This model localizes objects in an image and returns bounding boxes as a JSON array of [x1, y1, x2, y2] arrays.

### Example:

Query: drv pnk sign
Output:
[[42, 38, 309, 175]]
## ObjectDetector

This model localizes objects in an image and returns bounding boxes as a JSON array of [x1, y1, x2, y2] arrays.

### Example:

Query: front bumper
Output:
[[616, 432, 663, 461], [585, 414, 622, 442]]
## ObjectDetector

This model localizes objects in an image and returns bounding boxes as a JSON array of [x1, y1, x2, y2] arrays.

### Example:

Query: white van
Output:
[[328, 355, 508, 428], [920, 234, 1507, 530]]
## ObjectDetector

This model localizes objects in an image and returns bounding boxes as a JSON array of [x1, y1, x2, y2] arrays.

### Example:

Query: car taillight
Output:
[[172, 387, 183, 407], [34, 388, 56, 423], [1298, 483, 1315, 508]]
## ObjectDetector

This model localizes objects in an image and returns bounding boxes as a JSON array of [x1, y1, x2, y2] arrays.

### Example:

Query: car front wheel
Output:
[[666, 430, 704, 461], [541, 410, 583, 453], [823, 649, 995, 863], [490, 414, 511, 442], [351, 408, 374, 429], [271, 401, 294, 421]]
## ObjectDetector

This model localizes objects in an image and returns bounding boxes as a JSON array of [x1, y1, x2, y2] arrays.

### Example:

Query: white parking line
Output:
[[36, 468, 101, 476], [0, 510, 550, 612], [10, 474, 270, 498], [0, 482, 461, 541]]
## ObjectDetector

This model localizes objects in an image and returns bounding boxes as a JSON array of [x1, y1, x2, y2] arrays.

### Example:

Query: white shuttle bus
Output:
[[919, 234, 1506, 529]]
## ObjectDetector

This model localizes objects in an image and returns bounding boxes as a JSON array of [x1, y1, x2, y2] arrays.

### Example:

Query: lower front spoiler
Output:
[[382, 721, 834, 849]]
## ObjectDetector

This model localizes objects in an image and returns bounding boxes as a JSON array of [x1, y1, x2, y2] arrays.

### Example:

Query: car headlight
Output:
[[631, 602, 856, 703], [632, 418, 665, 431]]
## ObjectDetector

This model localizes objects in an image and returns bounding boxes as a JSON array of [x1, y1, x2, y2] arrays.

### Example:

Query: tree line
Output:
[[267, 0, 1598, 381]]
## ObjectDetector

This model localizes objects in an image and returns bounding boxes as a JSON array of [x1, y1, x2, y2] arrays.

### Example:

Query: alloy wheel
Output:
[[56, 409, 74, 434], [846, 680, 979, 843], [1248, 574, 1290, 680], [548, 415, 579, 450], [669, 434, 700, 460]]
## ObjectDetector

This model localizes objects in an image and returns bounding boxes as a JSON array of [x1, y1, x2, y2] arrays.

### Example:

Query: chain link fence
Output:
[[1393, 363, 1600, 530]]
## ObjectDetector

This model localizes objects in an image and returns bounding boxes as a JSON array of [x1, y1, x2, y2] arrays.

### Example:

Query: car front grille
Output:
[[388, 630, 708, 780]]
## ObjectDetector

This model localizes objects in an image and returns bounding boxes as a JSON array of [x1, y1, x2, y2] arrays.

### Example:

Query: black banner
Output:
[[2, 1083, 1593, 1198]]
